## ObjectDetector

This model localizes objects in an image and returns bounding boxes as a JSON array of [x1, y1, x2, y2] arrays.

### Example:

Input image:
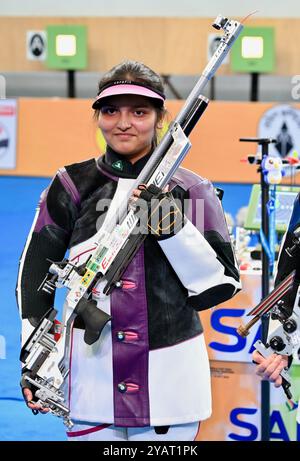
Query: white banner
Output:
[[0, 100, 17, 169]]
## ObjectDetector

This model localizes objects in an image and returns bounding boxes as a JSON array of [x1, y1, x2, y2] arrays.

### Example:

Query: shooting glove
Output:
[[135, 184, 186, 240]]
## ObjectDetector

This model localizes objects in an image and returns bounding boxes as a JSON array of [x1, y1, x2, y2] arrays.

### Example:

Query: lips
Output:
[[115, 133, 135, 137]]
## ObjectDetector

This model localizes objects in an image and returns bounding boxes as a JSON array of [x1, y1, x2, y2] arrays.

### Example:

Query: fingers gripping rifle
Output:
[[21, 16, 243, 428]]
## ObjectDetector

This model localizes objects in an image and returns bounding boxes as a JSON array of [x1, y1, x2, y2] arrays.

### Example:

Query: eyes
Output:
[[100, 106, 150, 117]]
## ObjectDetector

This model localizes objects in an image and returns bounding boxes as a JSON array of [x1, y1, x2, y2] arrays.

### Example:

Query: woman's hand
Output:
[[22, 387, 50, 414], [252, 351, 289, 388]]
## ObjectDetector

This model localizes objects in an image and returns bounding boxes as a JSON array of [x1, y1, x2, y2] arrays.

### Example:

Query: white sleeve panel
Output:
[[158, 219, 241, 297], [16, 204, 41, 319], [21, 319, 36, 348]]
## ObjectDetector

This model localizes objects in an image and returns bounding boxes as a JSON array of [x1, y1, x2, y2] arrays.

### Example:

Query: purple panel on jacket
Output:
[[34, 169, 81, 233], [188, 179, 230, 242], [171, 168, 230, 243], [34, 189, 58, 233], [171, 167, 204, 191], [111, 244, 150, 427], [57, 168, 81, 208]]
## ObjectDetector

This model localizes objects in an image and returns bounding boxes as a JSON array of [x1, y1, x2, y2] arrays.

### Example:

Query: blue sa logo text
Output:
[[230, 408, 300, 441], [209, 308, 261, 354]]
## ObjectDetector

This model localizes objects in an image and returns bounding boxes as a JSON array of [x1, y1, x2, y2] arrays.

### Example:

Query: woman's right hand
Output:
[[22, 387, 50, 414], [252, 350, 289, 387]]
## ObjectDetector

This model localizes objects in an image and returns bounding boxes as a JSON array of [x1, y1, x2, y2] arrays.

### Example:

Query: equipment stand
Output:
[[67, 70, 76, 98], [240, 137, 277, 440], [250, 72, 260, 101]]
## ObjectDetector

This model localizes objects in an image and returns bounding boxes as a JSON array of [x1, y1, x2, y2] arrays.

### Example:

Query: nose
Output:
[[117, 111, 132, 131]]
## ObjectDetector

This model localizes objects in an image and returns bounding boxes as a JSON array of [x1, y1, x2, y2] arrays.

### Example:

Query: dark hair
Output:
[[94, 60, 167, 146]]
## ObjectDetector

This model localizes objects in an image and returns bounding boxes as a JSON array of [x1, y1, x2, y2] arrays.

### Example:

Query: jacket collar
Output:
[[97, 145, 153, 179]]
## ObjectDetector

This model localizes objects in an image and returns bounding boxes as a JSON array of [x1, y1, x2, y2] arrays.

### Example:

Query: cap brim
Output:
[[92, 84, 165, 109]]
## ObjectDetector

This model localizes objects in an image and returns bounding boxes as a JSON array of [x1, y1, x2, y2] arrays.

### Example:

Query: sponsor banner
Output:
[[270, 365, 300, 439], [259, 105, 300, 159], [258, 104, 300, 179], [198, 361, 300, 441], [200, 273, 262, 363], [201, 273, 300, 365], [198, 361, 261, 441], [0, 100, 17, 169]]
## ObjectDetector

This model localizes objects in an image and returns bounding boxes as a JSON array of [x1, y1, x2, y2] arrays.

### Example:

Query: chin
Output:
[[113, 143, 139, 155], [114, 147, 134, 156]]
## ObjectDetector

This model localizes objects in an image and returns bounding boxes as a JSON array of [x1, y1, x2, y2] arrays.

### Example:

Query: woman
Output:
[[17, 60, 241, 441]]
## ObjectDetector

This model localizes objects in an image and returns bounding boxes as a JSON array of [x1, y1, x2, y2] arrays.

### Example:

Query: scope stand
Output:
[[250, 73, 260, 101], [67, 70, 76, 98], [239, 137, 277, 441]]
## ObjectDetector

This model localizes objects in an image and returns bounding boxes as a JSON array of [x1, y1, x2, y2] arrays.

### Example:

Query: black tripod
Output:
[[240, 137, 277, 441]]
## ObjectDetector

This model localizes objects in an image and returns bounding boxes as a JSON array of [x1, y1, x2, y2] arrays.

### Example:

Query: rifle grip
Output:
[[74, 297, 112, 345]]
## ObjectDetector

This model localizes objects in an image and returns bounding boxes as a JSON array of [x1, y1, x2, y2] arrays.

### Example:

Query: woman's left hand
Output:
[[253, 350, 289, 387]]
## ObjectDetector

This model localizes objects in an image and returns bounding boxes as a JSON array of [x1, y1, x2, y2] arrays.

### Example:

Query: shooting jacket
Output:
[[17, 147, 241, 427]]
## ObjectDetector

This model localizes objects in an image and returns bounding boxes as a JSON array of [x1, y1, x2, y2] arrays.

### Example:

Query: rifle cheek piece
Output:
[[74, 297, 112, 345]]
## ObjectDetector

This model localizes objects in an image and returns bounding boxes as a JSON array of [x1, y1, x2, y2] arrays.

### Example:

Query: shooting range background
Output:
[[1, 0, 300, 441]]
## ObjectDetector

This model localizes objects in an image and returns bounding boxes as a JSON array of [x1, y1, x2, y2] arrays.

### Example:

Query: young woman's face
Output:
[[97, 94, 161, 163]]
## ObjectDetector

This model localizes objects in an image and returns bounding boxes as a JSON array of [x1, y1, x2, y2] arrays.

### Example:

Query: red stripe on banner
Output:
[[66, 423, 111, 438], [0, 106, 15, 116]]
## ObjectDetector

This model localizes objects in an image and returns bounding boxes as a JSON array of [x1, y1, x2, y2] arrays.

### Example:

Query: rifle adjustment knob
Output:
[[270, 336, 285, 352], [283, 319, 297, 334]]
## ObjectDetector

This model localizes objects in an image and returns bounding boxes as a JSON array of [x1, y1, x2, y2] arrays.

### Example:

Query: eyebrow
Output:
[[101, 104, 152, 109]]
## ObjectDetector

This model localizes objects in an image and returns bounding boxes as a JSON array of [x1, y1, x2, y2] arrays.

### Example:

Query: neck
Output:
[[124, 149, 151, 165], [102, 145, 154, 178]]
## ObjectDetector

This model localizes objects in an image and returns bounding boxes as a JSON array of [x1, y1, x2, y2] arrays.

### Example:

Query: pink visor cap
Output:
[[92, 81, 165, 109]]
